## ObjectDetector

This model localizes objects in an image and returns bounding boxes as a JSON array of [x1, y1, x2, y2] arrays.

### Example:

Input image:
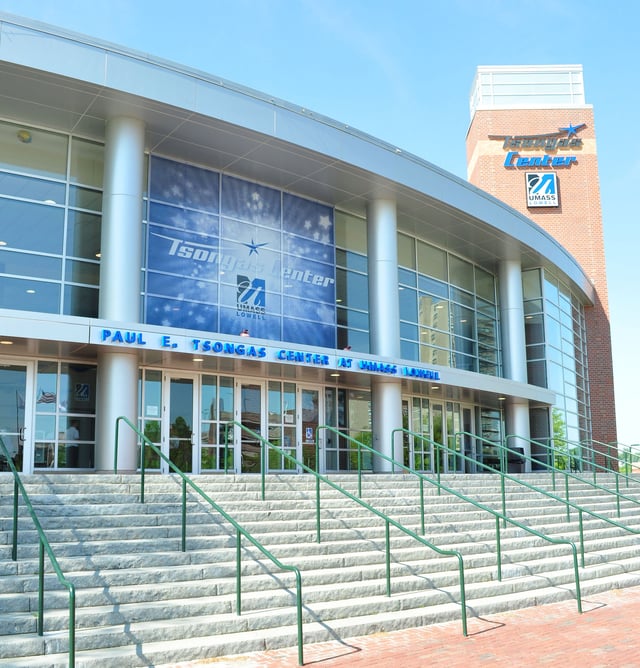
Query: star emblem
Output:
[[559, 122, 585, 137], [242, 239, 269, 255]]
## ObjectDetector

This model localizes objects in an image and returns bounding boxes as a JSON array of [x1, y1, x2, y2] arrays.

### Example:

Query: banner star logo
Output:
[[559, 122, 586, 137], [242, 239, 269, 255]]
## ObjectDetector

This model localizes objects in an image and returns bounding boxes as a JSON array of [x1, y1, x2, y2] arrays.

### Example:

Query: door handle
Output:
[[19, 427, 26, 443]]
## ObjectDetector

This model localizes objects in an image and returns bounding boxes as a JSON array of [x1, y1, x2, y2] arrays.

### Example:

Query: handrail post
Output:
[[295, 571, 304, 666], [495, 516, 502, 581], [236, 529, 242, 616], [261, 440, 266, 501], [564, 472, 570, 522], [315, 426, 321, 543], [385, 520, 391, 597], [419, 477, 425, 535], [114, 417, 120, 474], [68, 587, 76, 668], [500, 474, 507, 529], [181, 477, 187, 552], [140, 433, 146, 504], [357, 441, 362, 498], [12, 479, 18, 561], [578, 509, 585, 568], [38, 540, 45, 636]]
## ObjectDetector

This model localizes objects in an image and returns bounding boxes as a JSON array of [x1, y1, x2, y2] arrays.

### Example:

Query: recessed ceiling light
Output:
[[26, 289, 35, 294], [192, 358, 203, 362], [17, 129, 32, 143], [0, 340, 13, 345]]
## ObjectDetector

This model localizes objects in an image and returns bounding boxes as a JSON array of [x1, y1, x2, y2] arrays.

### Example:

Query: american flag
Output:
[[37, 391, 57, 404]]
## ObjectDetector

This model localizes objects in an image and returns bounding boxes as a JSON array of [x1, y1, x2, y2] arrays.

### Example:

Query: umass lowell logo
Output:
[[237, 275, 266, 319]]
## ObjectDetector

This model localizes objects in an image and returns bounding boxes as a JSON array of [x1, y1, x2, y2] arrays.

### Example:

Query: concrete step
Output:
[[2, 472, 640, 666]]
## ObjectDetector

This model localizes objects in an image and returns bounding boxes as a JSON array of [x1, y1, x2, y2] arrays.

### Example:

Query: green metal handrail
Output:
[[503, 434, 640, 519], [114, 417, 305, 666], [222, 420, 469, 637], [0, 437, 76, 667], [556, 436, 634, 489], [460, 431, 640, 566], [384, 428, 583, 612]]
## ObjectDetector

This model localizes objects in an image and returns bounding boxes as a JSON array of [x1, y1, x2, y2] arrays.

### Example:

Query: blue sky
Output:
[[2, 0, 638, 445]]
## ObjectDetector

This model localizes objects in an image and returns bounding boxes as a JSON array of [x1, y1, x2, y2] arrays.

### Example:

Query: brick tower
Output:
[[466, 65, 617, 457]]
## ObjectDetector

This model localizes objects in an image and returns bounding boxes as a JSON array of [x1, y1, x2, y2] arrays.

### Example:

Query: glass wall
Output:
[[0, 120, 103, 316], [398, 234, 500, 375], [523, 268, 591, 449]]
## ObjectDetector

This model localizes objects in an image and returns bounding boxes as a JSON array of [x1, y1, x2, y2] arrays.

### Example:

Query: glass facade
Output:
[[0, 120, 103, 316], [523, 268, 591, 446], [398, 234, 500, 375]]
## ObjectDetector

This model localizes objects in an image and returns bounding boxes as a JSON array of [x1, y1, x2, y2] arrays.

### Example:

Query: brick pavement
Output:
[[168, 585, 640, 667]]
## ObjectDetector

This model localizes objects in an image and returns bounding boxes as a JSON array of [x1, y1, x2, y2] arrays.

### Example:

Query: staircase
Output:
[[2, 472, 640, 667]]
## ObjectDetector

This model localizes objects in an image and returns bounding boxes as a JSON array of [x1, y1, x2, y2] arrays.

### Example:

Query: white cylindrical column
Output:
[[96, 117, 146, 471], [95, 350, 139, 472], [498, 259, 528, 383], [367, 199, 400, 358], [505, 397, 532, 472], [371, 379, 403, 472], [499, 259, 531, 469], [99, 116, 146, 321], [367, 199, 402, 468]]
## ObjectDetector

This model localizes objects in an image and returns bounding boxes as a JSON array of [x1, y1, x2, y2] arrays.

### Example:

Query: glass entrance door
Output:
[[0, 362, 33, 473], [432, 401, 465, 473], [300, 387, 320, 472], [403, 396, 433, 472], [164, 374, 197, 474], [239, 381, 263, 473]]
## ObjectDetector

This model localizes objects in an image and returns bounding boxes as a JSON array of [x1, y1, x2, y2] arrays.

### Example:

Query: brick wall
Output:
[[466, 107, 617, 456]]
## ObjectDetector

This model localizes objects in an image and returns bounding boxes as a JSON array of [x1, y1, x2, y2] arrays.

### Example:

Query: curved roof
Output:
[[0, 12, 593, 302]]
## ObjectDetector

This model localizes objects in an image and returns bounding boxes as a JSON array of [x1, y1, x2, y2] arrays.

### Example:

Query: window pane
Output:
[[418, 275, 447, 298], [0, 199, 64, 253], [399, 287, 418, 322], [0, 171, 65, 204], [201, 375, 217, 421], [449, 256, 474, 291], [418, 295, 448, 330], [398, 267, 416, 287], [63, 285, 98, 317], [0, 277, 59, 312], [70, 138, 104, 188], [59, 363, 97, 414], [336, 268, 368, 310], [397, 233, 415, 269], [475, 266, 495, 302], [420, 345, 449, 366], [65, 260, 100, 285], [66, 210, 102, 260], [0, 250, 61, 279], [69, 186, 103, 212], [522, 269, 542, 300], [335, 210, 367, 253], [417, 242, 446, 281], [0, 121, 68, 179]]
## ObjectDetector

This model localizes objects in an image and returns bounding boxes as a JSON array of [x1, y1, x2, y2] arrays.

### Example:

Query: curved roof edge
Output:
[[0, 12, 594, 302]]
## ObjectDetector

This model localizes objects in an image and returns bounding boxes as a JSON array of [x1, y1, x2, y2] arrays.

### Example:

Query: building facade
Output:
[[0, 16, 596, 476], [467, 65, 617, 460]]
